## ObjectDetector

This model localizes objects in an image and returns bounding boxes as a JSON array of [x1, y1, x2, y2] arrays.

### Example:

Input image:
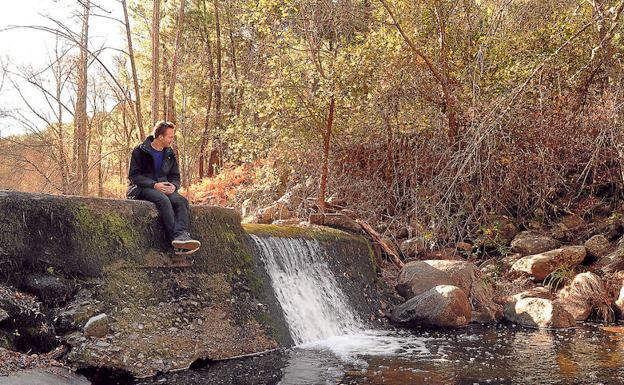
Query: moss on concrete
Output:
[[243, 223, 361, 242], [72, 205, 142, 254], [188, 207, 255, 273], [69, 205, 147, 276], [366, 240, 380, 278], [0, 192, 160, 277], [0, 204, 27, 255], [253, 310, 287, 343]]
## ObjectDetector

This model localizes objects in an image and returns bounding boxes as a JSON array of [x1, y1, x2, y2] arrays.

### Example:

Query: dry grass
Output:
[[559, 272, 614, 323]]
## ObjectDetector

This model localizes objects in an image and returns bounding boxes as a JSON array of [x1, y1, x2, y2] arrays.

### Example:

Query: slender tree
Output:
[[212, 0, 223, 172], [198, 0, 216, 178], [75, 0, 91, 195], [121, 0, 145, 139], [166, 0, 187, 123], [151, 0, 161, 124]]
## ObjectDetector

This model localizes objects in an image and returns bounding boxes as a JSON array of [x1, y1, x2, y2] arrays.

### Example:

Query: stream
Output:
[[115, 235, 624, 385]]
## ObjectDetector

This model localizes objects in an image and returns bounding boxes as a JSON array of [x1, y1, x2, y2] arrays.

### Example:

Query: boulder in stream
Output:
[[503, 297, 575, 328], [596, 238, 624, 272], [391, 285, 471, 328], [396, 261, 454, 299], [396, 260, 501, 323], [557, 272, 611, 322]]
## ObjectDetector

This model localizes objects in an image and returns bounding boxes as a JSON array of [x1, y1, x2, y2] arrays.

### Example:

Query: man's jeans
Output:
[[138, 188, 190, 241]]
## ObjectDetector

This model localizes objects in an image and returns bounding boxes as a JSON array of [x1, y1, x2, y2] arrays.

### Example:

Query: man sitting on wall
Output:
[[127, 120, 201, 254]]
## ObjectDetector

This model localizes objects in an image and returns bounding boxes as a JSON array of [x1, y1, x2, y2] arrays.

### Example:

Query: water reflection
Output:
[[278, 349, 345, 385], [289, 325, 624, 385], [134, 324, 624, 385]]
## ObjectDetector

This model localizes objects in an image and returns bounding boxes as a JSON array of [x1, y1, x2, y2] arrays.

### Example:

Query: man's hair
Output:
[[153, 120, 175, 138]]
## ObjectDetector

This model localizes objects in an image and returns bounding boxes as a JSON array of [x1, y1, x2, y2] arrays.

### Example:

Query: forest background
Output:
[[1, 0, 624, 249]]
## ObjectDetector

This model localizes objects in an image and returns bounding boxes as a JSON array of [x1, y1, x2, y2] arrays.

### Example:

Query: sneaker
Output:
[[171, 232, 201, 250], [174, 247, 199, 256]]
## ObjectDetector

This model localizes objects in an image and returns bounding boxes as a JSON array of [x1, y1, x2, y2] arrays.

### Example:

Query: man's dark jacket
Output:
[[127, 135, 181, 199]]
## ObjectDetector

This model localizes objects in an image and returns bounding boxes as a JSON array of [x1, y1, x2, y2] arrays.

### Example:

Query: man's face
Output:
[[159, 127, 175, 148]]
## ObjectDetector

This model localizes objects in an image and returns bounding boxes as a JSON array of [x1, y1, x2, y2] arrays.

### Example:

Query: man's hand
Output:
[[163, 183, 175, 195], [154, 182, 175, 195]]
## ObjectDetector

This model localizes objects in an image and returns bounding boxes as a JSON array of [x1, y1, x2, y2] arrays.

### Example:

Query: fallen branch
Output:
[[356, 219, 404, 270]]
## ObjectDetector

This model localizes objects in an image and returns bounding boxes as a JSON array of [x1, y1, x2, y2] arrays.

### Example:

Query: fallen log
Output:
[[356, 219, 404, 269]]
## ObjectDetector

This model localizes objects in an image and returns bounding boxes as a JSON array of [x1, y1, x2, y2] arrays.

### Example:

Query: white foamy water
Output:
[[250, 235, 430, 362], [301, 330, 431, 361], [251, 235, 363, 344]]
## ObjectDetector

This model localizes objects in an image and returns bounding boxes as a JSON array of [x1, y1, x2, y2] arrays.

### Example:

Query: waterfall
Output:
[[250, 235, 364, 345], [250, 233, 430, 369]]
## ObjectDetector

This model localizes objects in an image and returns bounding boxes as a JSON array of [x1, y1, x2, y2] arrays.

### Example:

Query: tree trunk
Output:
[[213, 0, 223, 170], [433, 4, 459, 143], [122, 0, 144, 139], [225, 0, 241, 116], [57, 122, 70, 193], [75, 0, 90, 195], [383, 110, 397, 215], [98, 136, 103, 197], [54, 42, 70, 194], [166, 0, 187, 123], [317, 96, 335, 213], [199, 0, 216, 178], [207, 148, 220, 178], [119, 157, 123, 185], [198, 81, 214, 177], [162, 44, 168, 121], [151, 0, 161, 125], [378, 0, 461, 144], [122, 102, 130, 180]]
